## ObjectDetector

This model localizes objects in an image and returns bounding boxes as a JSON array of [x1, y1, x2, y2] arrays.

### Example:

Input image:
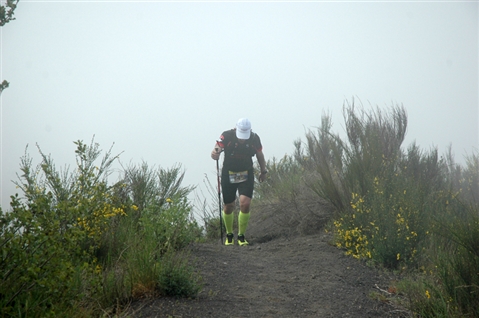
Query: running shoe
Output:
[[225, 233, 234, 245], [237, 234, 249, 246]]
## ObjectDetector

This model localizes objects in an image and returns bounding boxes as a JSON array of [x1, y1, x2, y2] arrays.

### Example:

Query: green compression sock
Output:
[[238, 211, 251, 235], [223, 211, 234, 234]]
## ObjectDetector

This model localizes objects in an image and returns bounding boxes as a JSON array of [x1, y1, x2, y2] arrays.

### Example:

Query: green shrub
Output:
[[398, 276, 456, 318], [157, 251, 202, 298], [288, 101, 478, 316], [1, 139, 203, 317], [430, 204, 479, 317], [0, 139, 123, 316], [98, 162, 202, 304], [294, 113, 348, 213]]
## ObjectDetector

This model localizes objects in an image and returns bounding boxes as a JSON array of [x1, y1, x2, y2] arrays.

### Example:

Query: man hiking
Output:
[[211, 118, 267, 246]]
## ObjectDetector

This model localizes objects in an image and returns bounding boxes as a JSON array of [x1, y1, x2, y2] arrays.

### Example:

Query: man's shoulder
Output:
[[221, 129, 235, 139], [251, 131, 261, 142]]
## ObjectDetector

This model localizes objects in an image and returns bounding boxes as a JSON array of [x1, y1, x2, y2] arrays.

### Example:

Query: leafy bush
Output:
[[1, 139, 124, 316], [1, 139, 203, 317], [257, 100, 478, 317], [394, 151, 478, 317]]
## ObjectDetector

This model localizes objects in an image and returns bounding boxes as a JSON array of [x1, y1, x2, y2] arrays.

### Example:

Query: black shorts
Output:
[[221, 168, 255, 204]]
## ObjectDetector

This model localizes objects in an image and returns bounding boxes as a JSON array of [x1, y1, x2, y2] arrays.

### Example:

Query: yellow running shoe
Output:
[[225, 233, 234, 246], [237, 234, 249, 246]]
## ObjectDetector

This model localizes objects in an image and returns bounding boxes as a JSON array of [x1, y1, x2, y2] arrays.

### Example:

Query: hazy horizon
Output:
[[1, 1, 478, 211]]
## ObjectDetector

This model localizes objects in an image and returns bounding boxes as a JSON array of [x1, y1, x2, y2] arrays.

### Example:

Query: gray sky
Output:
[[1, 1, 478, 211]]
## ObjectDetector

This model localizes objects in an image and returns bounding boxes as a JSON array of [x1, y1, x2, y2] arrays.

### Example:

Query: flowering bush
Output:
[[1, 139, 126, 315], [1, 139, 202, 317], [289, 102, 478, 317]]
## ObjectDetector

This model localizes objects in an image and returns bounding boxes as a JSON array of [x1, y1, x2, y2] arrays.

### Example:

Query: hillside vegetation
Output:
[[1, 103, 478, 317], [254, 103, 479, 318], [1, 140, 202, 316]]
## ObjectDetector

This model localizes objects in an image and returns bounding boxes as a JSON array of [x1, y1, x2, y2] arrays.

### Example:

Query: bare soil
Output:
[[127, 203, 411, 318]]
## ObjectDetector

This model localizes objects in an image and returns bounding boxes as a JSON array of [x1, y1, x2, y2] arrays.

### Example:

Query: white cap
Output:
[[236, 118, 251, 139]]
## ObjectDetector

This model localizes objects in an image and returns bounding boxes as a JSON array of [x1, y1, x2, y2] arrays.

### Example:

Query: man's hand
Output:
[[256, 150, 267, 182], [259, 171, 267, 182], [211, 147, 222, 160]]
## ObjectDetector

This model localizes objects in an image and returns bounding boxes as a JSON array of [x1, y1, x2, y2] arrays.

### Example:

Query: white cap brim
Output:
[[236, 128, 251, 139]]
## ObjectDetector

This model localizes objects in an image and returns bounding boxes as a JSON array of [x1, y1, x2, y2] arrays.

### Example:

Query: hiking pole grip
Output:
[[216, 159, 223, 245]]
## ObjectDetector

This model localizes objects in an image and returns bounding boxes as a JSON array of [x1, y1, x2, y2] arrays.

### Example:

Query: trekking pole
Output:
[[216, 159, 224, 245]]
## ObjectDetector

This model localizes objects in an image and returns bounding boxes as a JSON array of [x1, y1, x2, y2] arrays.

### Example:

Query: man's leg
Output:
[[238, 195, 251, 213], [223, 201, 235, 234], [221, 176, 237, 245], [238, 195, 251, 245], [237, 171, 254, 245]]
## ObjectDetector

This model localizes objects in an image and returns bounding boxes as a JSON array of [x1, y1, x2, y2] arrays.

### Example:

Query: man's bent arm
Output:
[[256, 150, 266, 173]]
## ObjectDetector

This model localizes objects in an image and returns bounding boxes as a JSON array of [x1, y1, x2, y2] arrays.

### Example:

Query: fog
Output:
[[1, 1, 477, 211]]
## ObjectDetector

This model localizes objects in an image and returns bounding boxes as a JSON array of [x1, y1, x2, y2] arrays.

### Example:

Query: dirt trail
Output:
[[128, 230, 409, 318]]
